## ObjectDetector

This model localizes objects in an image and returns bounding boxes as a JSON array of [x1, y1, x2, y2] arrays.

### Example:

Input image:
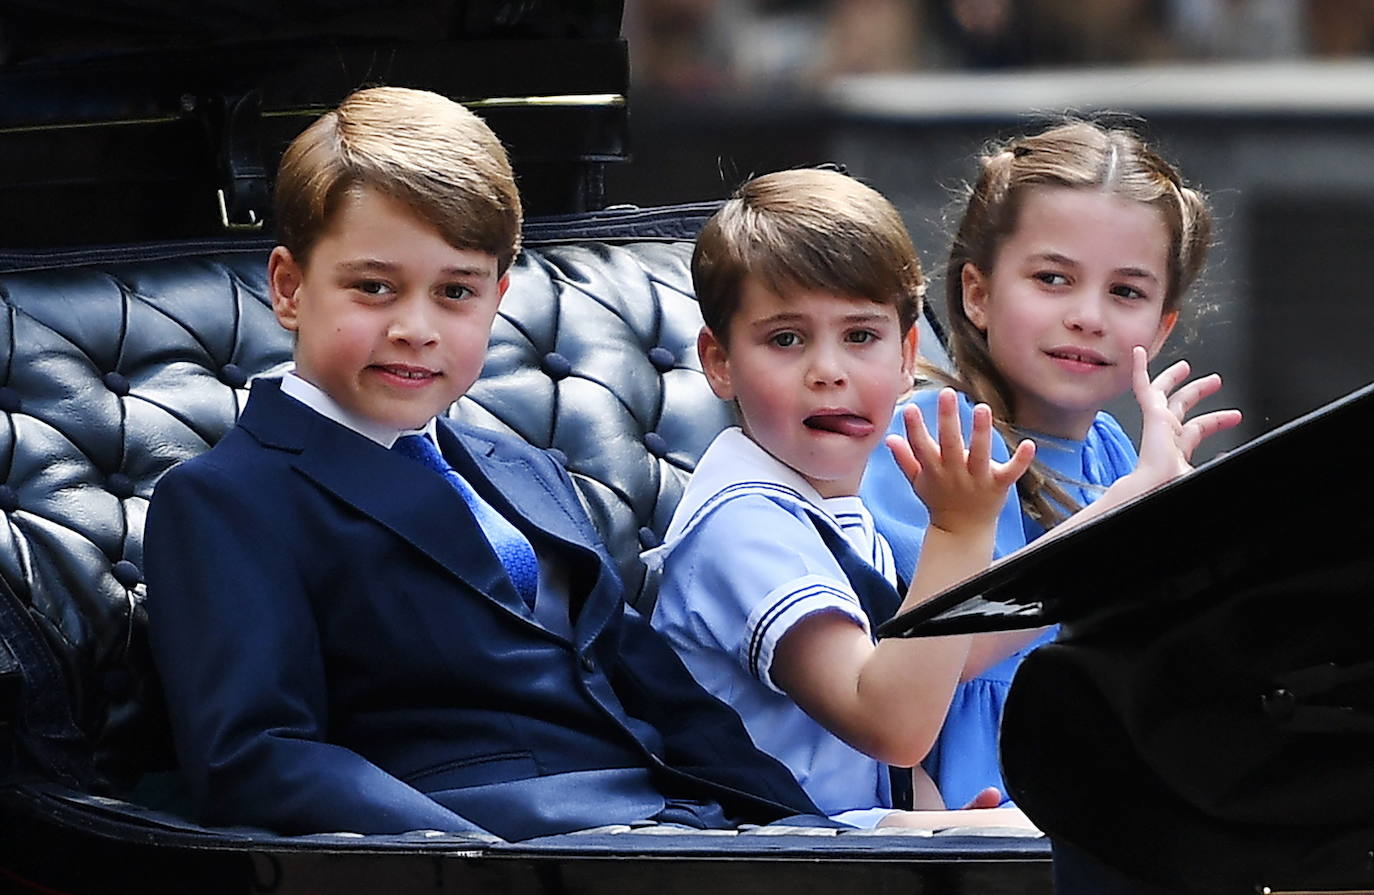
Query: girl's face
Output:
[[961, 186, 1177, 440]]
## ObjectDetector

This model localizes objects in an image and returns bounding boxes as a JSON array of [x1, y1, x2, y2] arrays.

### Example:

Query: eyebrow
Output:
[[748, 309, 892, 328], [1029, 252, 1160, 283], [336, 259, 493, 277]]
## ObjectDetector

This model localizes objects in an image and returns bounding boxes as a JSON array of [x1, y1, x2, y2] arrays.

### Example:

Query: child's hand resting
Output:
[[1130, 346, 1243, 491], [885, 388, 1036, 537]]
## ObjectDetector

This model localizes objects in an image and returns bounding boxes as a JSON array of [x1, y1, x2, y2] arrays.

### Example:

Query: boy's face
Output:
[[699, 276, 917, 498], [268, 186, 509, 432]]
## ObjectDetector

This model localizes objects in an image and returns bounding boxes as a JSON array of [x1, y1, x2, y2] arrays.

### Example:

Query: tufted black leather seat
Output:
[[0, 201, 952, 821], [0, 204, 1042, 895]]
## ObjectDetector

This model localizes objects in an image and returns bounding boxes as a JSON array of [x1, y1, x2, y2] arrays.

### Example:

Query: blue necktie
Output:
[[392, 433, 540, 609]]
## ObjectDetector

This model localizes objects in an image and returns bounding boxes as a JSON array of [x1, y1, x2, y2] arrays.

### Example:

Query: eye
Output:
[[769, 331, 800, 348], [1033, 271, 1069, 287], [845, 329, 877, 344], [441, 283, 473, 301], [353, 279, 392, 296], [1111, 283, 1147, 301]]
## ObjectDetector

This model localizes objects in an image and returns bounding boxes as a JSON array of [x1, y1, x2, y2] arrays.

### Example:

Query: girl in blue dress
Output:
[[861, 120, 1242, 812]]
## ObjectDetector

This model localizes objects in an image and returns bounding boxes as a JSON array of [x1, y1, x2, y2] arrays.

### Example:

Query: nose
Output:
[[807, 342, 847, 388], [1063, 290, 1107, 335], [387, 296, 440, 346]]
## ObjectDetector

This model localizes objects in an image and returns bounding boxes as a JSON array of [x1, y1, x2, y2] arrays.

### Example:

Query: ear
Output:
[[960, 262, 990, 332], [900, 323, 919, 382], [497, 271, 511, 298], [697, 326, 735, 401], [1146, 310, 1178, 359], [268, 246, 304, 332]]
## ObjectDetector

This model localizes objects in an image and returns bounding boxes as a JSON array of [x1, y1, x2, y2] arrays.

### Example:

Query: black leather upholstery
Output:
[[0, 218, 736, 794], [0, 205, 948, 802]]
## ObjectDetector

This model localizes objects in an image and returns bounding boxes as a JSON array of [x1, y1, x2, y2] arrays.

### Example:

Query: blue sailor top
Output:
[[645, 428, 904, 828]]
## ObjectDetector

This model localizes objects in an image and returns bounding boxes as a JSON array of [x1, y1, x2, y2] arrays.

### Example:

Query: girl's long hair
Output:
[[931, 120, 1212, 528]]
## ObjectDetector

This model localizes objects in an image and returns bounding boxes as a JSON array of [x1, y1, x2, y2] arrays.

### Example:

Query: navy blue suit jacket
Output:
[[145, 379, 820, 839]]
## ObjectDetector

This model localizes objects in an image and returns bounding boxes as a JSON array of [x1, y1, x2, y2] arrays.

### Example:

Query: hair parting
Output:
[[932, 119, 1212, 528]]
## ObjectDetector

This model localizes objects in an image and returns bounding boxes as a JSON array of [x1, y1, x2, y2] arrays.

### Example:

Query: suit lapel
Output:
[[441, 423, 621, 648], [241, 380, 541, 627], [239, 380, 620, 641], [443, 425, 587, 547]]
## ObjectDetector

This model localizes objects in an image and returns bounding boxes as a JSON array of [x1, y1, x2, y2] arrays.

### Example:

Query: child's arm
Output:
[[146, 462, 494, 837], [771, 390, 1035, 767], [961, 349, 1240, 676]]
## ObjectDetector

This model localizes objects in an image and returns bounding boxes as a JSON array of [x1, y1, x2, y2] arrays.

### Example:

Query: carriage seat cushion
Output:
[[0, 202, 947, 800], [0, 204, 740, 794]]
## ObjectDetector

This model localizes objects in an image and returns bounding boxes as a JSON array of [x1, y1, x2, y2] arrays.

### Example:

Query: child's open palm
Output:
[[885, 388, 1036, 536], [1132, 346, 1243, 489]]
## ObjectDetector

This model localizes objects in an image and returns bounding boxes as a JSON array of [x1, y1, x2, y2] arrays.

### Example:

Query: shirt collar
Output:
[[279, 370, 435, 448], [667, 427, 866, 538], [642, 427, 873, 572]]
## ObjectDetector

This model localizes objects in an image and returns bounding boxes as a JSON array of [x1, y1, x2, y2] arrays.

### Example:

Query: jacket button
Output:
[[579, 655, 595, 673]]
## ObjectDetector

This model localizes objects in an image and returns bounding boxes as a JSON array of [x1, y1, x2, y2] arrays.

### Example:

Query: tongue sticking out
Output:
[[804, 414, 874, 437]]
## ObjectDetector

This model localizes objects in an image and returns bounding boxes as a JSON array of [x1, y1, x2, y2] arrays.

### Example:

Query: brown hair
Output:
[[937, 120, 1212, 528], [273, 86, 523, 273], [692, 168, 925, 345]]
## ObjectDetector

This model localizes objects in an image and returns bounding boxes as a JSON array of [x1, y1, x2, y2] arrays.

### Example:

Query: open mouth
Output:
[[803, 413, 874, 437], [374, 364, 440, 381]]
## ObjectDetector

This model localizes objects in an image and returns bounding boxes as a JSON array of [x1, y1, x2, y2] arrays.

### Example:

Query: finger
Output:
[[1178, 408, 1243, 457], [967, 402, 993, 473], [885, 433, 923, 484], [1149, 357, 1191, 397], [936, 388, 967, 460], [993, 438, 1036, 486], [1167, 372, 1223, 417], [897, 404, 938, 471], [961, 787, 1004, 810], [1130, 346, 1154, 408]]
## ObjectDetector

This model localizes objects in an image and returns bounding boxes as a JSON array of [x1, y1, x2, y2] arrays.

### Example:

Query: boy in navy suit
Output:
[[144, 86, 820, 840]]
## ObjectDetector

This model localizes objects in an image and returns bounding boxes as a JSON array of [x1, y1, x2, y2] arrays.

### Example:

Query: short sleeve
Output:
[[655, 495, 870, 694], [861, 388, 1029, 580]]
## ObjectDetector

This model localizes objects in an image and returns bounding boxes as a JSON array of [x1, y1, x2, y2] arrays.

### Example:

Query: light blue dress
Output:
[[860, 388, 1138, 809]]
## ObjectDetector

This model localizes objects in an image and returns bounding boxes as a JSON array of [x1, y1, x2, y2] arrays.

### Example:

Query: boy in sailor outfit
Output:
[[646, 169, 1037, 830]]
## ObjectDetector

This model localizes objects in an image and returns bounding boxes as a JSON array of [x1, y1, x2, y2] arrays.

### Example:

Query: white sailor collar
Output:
[[642, 427, 871, 572]]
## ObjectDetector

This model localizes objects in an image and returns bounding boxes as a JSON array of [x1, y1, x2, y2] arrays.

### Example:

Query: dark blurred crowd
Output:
[[625, 0, 1374, 94]]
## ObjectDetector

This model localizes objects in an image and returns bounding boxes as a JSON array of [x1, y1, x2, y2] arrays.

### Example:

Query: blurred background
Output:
[[611, 0, 1374, 457], [2, 0, 1372, 456]]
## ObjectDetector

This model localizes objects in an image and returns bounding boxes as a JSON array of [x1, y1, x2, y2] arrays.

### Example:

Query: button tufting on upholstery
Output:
[[541, 352, 573, 380], [647, 347, 675, 373], [546, 448, 568, 467], [637, 527, 662, 549], [643, 432, 669, 459], [102, 372, 131, 396], [106, 473, 135, 500], [111, 560, 143, 589], [219, 363, 248, 389], [0, 237, 734, 790]]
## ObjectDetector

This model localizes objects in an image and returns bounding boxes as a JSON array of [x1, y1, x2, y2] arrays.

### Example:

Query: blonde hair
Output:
[[692, 168, 925, 344], [938, 120, 1212, 528], [274, 86, 522, 273]]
